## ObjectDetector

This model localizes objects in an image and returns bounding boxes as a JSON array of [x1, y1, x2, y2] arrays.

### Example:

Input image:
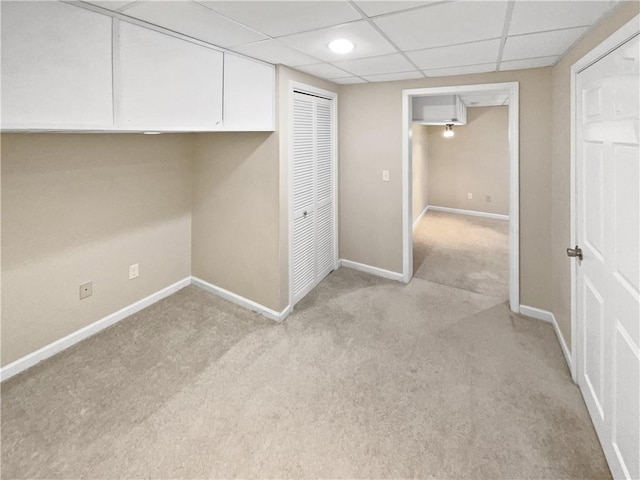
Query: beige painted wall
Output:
[[0, 66, 336, 368], [277, 66, 337, 311], [412, 124, 429, 222], [550, 2, 640, 348], [191, 132, 281, 311], [339, 68, 553, 310], [427, 106, 509, 215], [188, 65, 336, 314], [1, 134, 193, 365]]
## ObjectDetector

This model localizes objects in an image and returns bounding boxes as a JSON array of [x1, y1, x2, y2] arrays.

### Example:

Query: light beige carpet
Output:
[[2, 235, 609, 478], [413, 211, 510, 299]]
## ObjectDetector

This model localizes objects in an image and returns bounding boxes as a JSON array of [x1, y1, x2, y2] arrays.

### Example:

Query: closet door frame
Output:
[[288, 81, 339, 309]]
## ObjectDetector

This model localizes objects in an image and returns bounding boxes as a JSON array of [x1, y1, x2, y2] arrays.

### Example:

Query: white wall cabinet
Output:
[[1, 1, 275, 132], [412, 95, 467, 125], [116, 22, 223, 131], [1, 1, 114, 129], [223, 54, 275, 131]]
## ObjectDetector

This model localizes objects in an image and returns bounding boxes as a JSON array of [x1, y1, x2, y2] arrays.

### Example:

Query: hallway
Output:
[[414, 211, 510, 299]]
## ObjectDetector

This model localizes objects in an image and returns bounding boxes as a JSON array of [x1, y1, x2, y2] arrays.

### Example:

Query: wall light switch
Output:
[[382, 170, 390, 182], [467, 192, 473, 199], [129, 263, 139, 280]]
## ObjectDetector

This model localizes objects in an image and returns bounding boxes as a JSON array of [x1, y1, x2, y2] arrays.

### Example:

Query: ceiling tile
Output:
[[363, 70, 423, 82], [333, 53, 414, 76], [197, 1, 362, 37], [423, 63, 496, 77], [499, 56, 559, 71], [86, 1, 137, 11], [502, 27, 587, 61], [294, 63, 352, 80], [231, 40, 318, 66], [407, 39, 500, 70], [331, 77, 368, 84], [509, 1, 612, 36], [279, 21, 396, 62], [122, 1, 266, 48], [354, 1, 434, 17], [374, 1, 507, 51]]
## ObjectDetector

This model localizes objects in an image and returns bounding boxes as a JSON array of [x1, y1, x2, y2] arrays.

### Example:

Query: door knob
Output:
[[567, 246, 583, 260]]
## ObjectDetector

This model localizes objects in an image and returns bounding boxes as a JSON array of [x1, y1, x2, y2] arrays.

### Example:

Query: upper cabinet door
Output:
[[115, 21, 223, 131], [1, 1, 114, 129], [223, 54, 275, 131]]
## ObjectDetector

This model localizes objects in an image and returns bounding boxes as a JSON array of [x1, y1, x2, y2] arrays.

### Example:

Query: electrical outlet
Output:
[[382, 170, 390, 182], [129, 263, 139, 280], [467, 192, 473, 200], [486, 195, 492, 202], [79, 281, 93, 300]]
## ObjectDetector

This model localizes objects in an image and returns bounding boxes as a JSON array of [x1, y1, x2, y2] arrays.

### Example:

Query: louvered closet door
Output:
[[292, 92, 335, 304]]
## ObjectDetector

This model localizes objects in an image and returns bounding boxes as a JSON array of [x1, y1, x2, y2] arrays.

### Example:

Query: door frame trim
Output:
[[401, 82, 520, 313], [288, 81, 339, 310], [570, 14, 640, 383]]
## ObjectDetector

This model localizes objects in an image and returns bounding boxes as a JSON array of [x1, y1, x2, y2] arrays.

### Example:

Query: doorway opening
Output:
[[402, 83, 520, 312]]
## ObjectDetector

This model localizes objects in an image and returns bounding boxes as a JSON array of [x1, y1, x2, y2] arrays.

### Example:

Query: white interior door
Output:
[[292, 91, 336, 305], [576, 34, 639, 480]]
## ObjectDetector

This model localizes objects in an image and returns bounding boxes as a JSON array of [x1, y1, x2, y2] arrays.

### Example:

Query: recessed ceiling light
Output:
[[328, 39, 354, 54], [143, 131, 162, 135]]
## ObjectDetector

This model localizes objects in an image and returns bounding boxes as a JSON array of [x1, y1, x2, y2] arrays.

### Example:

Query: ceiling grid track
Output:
[[77, 0, 622, 84], [495, 0, 516, 72], [348, 0, 427, 78], [194, 1, 366, 82]]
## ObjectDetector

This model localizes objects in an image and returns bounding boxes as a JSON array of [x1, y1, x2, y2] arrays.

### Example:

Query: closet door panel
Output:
[[315, 100, 333, 204], [315, 99, 335, 278], [316, 202, 334, 278], [293, 212, 316, 299], [292, 94, 316, 300], [291, 91, 335, 305], [292, 96, 315, 214]]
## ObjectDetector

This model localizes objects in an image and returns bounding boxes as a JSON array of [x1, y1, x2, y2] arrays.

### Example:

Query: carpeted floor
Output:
[[413, 211, 510, 299], [1, 214, 610, 479]]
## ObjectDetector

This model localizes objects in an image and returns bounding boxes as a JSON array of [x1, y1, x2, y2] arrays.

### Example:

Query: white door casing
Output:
[[575, 31, 639, 480], [401, 82, 520, 312], [290, 85, 338, 306]]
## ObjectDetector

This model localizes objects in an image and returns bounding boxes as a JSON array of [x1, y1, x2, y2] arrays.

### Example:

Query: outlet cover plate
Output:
[[79, 281, 93, 300], [129, 263, 139, 280]]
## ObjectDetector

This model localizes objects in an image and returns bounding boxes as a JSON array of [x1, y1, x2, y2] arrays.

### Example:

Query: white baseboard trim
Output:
[[520, 304, 573, 375], [413, 205, 430, 229], [0, 277, 191, 382], [191, 276, 290, 323], [339, 259, 404, 282], [428, 205, 509, 221], [519, 304, 554, 323]]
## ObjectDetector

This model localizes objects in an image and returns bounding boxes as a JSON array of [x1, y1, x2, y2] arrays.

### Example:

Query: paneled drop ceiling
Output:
[[86, 0, 620, 84]]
